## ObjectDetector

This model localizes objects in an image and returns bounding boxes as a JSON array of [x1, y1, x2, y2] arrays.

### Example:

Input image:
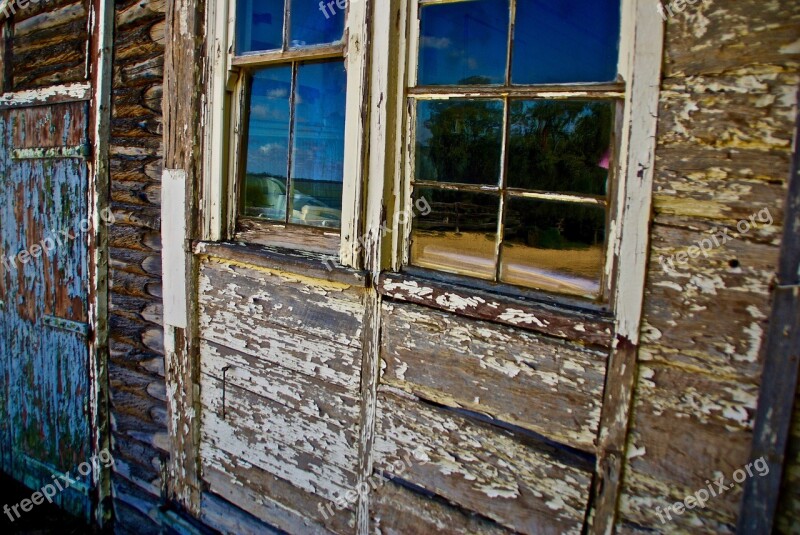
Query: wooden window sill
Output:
[[377, 268, 614, 348], [193, 241, 369, 288]]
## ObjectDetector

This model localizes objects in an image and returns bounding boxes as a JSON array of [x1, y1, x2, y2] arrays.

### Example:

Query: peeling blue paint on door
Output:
[[0, 102, 93, 521]]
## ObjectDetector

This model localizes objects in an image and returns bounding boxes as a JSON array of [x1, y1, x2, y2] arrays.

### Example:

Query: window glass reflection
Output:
[[237, 0, 285, 53], [418, 0, 508, 85], [416, 99, 504, 186], [508, 100, 613, 195], [501, 198, 606, 297], [411, 188, 499, 280], [290, 0, 345, 47], [512, 0, 621, 84], [241, 66, 292, 221], [289, 61, 347, 228]]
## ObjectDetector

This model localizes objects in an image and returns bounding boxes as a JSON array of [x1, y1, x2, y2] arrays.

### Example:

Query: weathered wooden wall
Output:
[[616, 1, 800, 532], [107, 0, 167, 531], [9, 0, 88, 90]]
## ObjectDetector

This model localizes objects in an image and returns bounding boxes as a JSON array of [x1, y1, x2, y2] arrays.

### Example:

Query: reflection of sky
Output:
[[417, 0, 620, 85], [513, 0, 620, 83], [236, 0, 345, 53], [245, 61, 347, 184], [419, 0, 508, 85]]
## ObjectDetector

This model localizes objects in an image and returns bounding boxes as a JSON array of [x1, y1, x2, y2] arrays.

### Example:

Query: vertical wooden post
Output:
[[162, 0, 205, 515], [589, 0, 664, 532], [87, 0, 114, 526]]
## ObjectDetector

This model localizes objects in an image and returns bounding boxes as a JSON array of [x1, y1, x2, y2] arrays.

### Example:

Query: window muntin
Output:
[[408, 0, 622, 300]]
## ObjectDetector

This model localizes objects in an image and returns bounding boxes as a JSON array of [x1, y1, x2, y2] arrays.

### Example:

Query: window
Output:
[[213, 0, 367, 255], [406, 0, 623, 301]]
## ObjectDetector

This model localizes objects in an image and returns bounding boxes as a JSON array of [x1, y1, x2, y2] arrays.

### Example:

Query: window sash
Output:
[[203, 0, 369, 265], [401, 0, 627, 302]]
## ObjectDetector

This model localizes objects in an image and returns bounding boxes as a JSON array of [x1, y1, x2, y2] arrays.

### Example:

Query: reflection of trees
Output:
[[418, 98, 611, 250], [417, 92, 502, 185], [508, 101, 611, 195]]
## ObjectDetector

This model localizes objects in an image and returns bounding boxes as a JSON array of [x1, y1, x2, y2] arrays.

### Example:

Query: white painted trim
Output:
[[610, 0, 663, 340], [162, 169, 189, 329], [0, 83, 92, 109], [339, 0, 370, 268], [201, 0, 230, 241]]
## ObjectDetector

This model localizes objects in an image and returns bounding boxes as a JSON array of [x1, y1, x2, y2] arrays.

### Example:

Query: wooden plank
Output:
[[200, 340, 361, 431], [0, 83, 92, 109], [738, 88, 800, 534], [374, 390, 594, 535], [194, 241, 369, 287], [198, 256, 365, 348], [381, 301, 608, 451], [235, 218, 341, 256], [202, 463, 353, 535], [378, 273, 613, 347], [10, 0, 89, 90], [370, 480, 512, 535], [201, 380, 359, 503], [617, 363, 759, 531]]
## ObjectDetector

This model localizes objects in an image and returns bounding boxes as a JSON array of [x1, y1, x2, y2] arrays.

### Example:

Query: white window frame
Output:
[[385, 0, 659, 313], [202, 0, 369, 267]]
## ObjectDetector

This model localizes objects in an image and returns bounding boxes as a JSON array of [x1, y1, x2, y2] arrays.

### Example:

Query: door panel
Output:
[[0, 102, 92, 519]]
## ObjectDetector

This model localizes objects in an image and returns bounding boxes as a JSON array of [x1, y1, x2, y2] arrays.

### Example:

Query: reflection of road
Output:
[[412, 231, 602, 297]]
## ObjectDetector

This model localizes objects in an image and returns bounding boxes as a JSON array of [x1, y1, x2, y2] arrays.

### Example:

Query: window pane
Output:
[[418, 0, 508, 85], [289, 61, 347, 228], [411, 188, 499, 280], [236, 0, 285, 53], [290, 0, 345, 47], [415, 99, 504, 186], [241, 66, 293, 221], [512, 0, 621, 84], [501, 198, 606, 297], [508, 100, 614, 195]]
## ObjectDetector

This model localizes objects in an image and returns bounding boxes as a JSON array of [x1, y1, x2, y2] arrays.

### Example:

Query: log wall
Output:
[[616, 1, 800, 532], [107, 0, 168, 531]]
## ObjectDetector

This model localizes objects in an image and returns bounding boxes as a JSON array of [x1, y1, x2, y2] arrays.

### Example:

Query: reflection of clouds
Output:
[[420, 36, 451, 49], [267, 88, 288, 99], [467, 57, 479, 70], [251, 104, 287, 121], [259, 143, 285, 157]]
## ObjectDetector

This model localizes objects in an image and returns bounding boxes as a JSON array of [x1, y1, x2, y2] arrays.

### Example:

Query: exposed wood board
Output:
[[377, 273, 614, 347], [0, 82, 91, 109], [380, 301, 608, 451], [202, 464, 354, 535], [198, 256, 366, 348], [199, 490, 285, 535], [200, 340, 361, 432], [235, 218, 341, 255], [162, 0, 204, 512], [374, 390, 594, 535], [590, 0, 665, 530], [738, 89, 800, 534], [194, 241, 369, 286], [200, 389, 358, 503], [161, 168, 188, 329], [371, 480, 512, 534]]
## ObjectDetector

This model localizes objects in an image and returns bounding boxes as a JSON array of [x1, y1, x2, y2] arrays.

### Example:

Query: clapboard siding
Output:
[[370, 481, 513, 535], [381, 301, 607, 451], [197, 255, 365, 530], [10, 0, 88, 90], [617, 0, 799, 531], [374, 390, 593, 535]]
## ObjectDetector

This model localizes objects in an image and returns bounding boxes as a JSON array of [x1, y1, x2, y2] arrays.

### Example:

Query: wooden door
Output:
[[0, 102, 93, 520]]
